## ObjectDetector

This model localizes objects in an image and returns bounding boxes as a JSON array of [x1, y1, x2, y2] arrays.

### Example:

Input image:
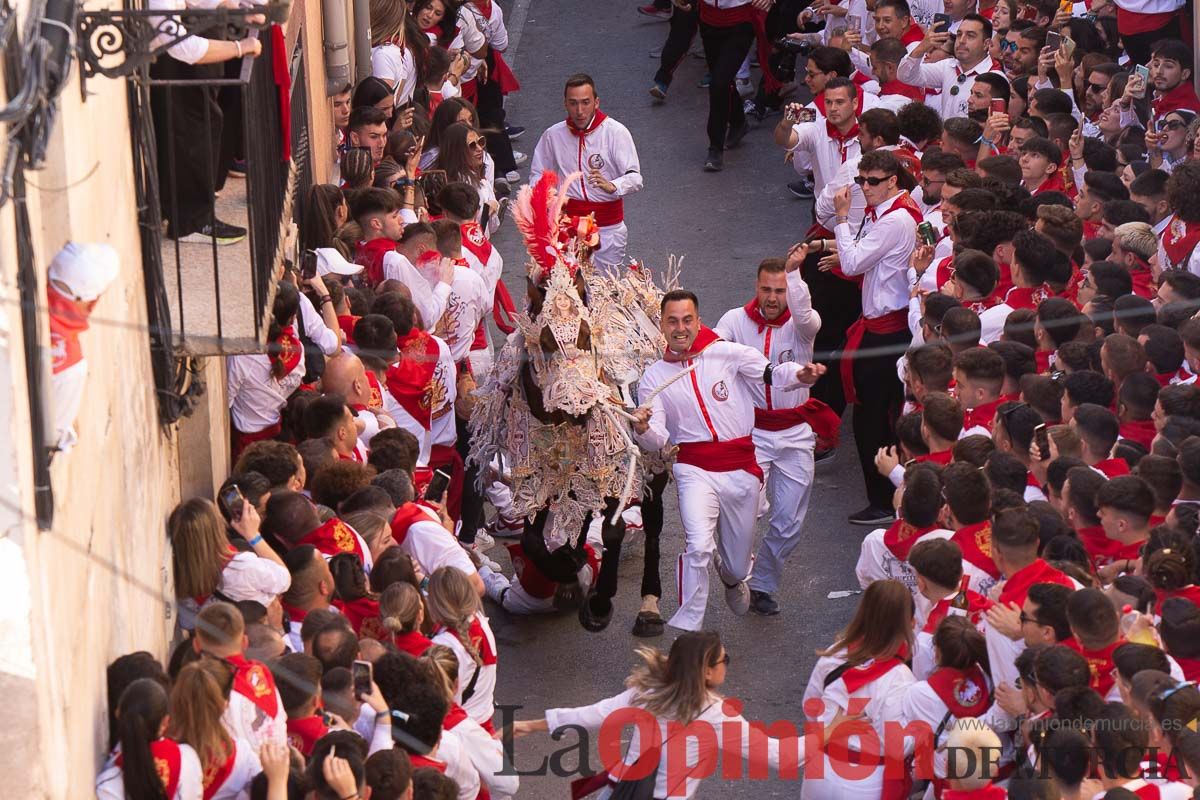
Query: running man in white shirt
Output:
[[713, 255, 838, 616], [530, 74, 642, 268], [632, 290, 825, 631]]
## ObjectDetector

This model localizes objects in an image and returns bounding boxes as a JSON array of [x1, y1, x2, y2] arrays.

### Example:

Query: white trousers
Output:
[[593, 221, 628, 268], [668, 463, 762, 632], [748, 423, 815, 595]]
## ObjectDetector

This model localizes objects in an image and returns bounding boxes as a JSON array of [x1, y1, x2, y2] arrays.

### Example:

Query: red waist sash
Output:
[[563, 198, 624, 227], [676, 436, 764, 482], [840, 310, 909, 405]]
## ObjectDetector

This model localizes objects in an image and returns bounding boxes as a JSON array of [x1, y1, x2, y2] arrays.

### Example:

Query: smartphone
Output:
[[1062, 36, 1076, 57], [932, 12, 952, 30], [1133, 64, 1150, 98], [424, 468, 452, 502], [1033, 423, 1050, 461], [219, 484, 245, 522], [990, 98, 1008, 114], [1044, 31, 1062, 52], [1018, 4, 1039, 20], [300, 249, 318, 280], [785, 105, 815, 123], [352, 660, 373, 698], [846, 13, 862, 29]]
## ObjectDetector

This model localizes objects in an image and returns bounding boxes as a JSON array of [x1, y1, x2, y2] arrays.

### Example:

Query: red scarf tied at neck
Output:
[[742, 297, 791, 333], [827, 120, 861, 163], [567, 109, 607, 137], [664, 326, 722, 363]]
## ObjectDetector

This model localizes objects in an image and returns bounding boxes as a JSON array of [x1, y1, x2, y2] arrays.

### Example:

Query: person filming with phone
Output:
[[898, 12, 1006, 121]]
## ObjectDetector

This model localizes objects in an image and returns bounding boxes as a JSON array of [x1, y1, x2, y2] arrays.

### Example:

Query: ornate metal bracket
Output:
[[76, 1, 291, 85]]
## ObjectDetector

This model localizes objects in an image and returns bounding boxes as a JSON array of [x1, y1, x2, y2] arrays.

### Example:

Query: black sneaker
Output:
[[848, 506, 896, 526], [631, 610, 665, 637], [726, 122, 749, 149], [787, 179, 814, 199], [703, 149, 724, 172], [178, 219, 247, 246], [505, 124, 525, 140], [749, 590, 780, 616]]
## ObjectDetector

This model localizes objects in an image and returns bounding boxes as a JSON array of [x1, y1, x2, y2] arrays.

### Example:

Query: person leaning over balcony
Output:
[[227, 282, 307, 459], [147, 0, 263, 247]]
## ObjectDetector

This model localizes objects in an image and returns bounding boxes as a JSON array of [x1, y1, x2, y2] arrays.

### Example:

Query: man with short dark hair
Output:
[[955, 346, 1007, 436], [777, 79, 863, 198], [1018, 136, 1064, 195], [1077, 171, 1130, 240], [1091, 475, 1155, 578], [899, 13, 1003, 121], [348, 106, 389, 165], [632, 290, 824, 629], [1149, 39, 1200, 122], [530, 74, 642, 264], [1071, 403, 1128, 477], [943, 249, 1011, 343]]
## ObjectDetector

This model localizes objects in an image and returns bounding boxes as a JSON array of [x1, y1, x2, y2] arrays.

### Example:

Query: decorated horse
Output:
[[468, 171, 675, 632]]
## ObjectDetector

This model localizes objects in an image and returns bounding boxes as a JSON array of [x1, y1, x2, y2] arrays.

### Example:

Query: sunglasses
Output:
[[467, 139, 486, 150], [711, 652, 731, 667], [1160, 119, 1188, 131], [1086, 82, 1107, 92], [1019, 611, 1037, 625], [1000, 39, 1018, 53], [921, 176, 945, 186], [854, 174, 893, 186]]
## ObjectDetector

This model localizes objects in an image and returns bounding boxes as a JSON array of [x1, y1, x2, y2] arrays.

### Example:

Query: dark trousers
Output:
[[699, 20, 755, 150], [454, 413, 486, 544], [1122, 17, 1181, 68], [477, 52, 518, 174], [638, 470, 670, 599], [803, 252, 863, 416], [149, 56, 224, 238], [851, 327, 912, 509], [654, 3, 700, 87]]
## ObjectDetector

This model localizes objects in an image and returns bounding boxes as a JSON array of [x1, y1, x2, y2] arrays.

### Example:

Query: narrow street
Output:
[[485, 2, 873, 795]]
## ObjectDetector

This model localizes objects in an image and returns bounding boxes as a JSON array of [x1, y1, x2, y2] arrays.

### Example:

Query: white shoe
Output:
[[474, 530, 496, 549], [512, 151, 528, 165], [735, 77, 755, 98], [488, 515, 524, 539], [724, 579, 751, 616], [504, 169, 521, 184], [466, 540, 502, 572]]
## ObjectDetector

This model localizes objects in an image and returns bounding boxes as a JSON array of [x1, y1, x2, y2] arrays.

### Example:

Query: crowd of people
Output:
[[95, 0, 1200, 797]]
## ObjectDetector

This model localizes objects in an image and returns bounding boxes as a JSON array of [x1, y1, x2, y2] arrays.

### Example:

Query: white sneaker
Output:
[[512, 151, 528, 165], [474, 530, 496, 549], [466, 540, 502, 572], [724, 579, 751, 616], [488, 515, 524, 539], [504, 169, 521, 183]]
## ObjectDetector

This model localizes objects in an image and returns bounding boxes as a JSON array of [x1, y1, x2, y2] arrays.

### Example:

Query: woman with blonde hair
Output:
[[511, 631, 812, 799], [168, 497, 289, 632], [802, 579, 916, 800], [427, 566, 498, 730], [342, 509, 396, 562], [370, 0, 426, 107], [168, 661, 261, 800], [423, 644, 519, 799], [380, 581, 433, 656]]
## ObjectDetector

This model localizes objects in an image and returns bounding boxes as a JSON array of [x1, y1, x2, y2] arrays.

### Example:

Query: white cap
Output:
[[316, 248, 363, 277], [47, 242, 119, 302]]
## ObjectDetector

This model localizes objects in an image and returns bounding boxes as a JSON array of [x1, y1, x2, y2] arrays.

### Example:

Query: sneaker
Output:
[[743, 98, 759, 117], [735, 77, 755, 98], [726, 121, 749, 149], [505, 124, 525, 140], [749, 590, 780, 616], [689, 42, 705, 59], [703, 148, 723, 172], [473, 530, 496, 549], [848, 506, 896, 526], [512, 150, 528, 166], [504, 169, 521, 184], [177, 219, 247, 246], [723, 579, 751, 616], [698, 73, 712, 89], [787, 178, 814, 199], [649, 81, 668, 102], [488, 514, 524, 539], [636, 4, 672, 20], [227, 159, 247, 178]]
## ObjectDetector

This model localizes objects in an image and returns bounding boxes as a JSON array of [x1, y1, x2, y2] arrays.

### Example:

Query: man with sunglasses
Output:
[[899, 13, 1005, 121], [530, 74, 642, 267], [829, 149, 921, 525]]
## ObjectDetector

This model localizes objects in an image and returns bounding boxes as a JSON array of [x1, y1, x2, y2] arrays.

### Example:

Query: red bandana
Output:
[[566, 109, 608, 138], [226, 653, 280, 718], [1078, 525, 1144, 571], [836, 655, 908, 693], [393, 629, 435, 657], [333, 596, 388, 640], [826, 120, 862, 163], [1119, 418, 1157, 450], [962, 396, 1004, 434], [47, 286, 91, 374], [1163, 215, 1200, 270], [273, 325, 302, 376], [201, 744, 238, 800], [901, 21, 925, 46], [386, 328, 442, 430], [882, 519, 939, 561], [116, 739, 182, 799], [298, 517, 366, 562], [742, 297, 791, 334], [1004, 283, 1052, 311], [865, 191, 924, 225], [1064, 637, 1124, 697], [287, 715, 329, 757], [926, 664, 991, 718], [998, 558, 1073, 607], [1093, 457, 1131, 478], [664, 326, 722, 363], [963, 293, 1007, 314], [355, 237, 400, 287], [952, 521, 999, 579], [1153, 80, 1200, 120]]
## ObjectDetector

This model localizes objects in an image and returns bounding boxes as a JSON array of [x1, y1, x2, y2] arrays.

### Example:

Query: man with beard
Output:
[[899, 13, 1004, 121]]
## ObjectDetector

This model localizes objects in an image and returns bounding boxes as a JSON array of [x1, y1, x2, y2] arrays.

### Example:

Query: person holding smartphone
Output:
[[898, 13, 1005, 122]]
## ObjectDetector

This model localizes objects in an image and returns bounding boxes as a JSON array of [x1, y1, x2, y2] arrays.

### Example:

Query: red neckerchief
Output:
[[435, 615, 498, 665], [1004, 283, 1052, 311], [364, 369, 385, 411], [355, 236, 400, 287], [916, 449, 953, 465], [923, 577, 993, 633], [385, 328, 441, 430], [1146, 751, 1185, 783], [470, 0, 493, 18], [201, 743, 238, 800], [410, 753, 447, 772], [879, 79, 925, 101], [962, 396, 1004, 433], [1119, 418, 1156, 449], [298, 517, 365, 562], [934, 256, 955, 290], [964, 293, 1006, 314], [1176, 657, 1200, 683], [998, 558, 1073, 606], [226, 652, 280, 718], [901, 21, 925, 46], [1129, 266, 1154, 299], [1163, 214, 1200, 269], [115, 739, 182, 798], [390, 502, 443, 547], [47, 286, 91, 374], [1034, 348, 1055, 374], [1064, 637, 1123, 697], [836, 654, 908, 693], [664, 326, 722, 363], [287, 715, 328, 757], [566, 109, 607, 138], [393, 629, 434, 657], [742, 298, 791, 334], [332, 596, 387, 640], [951, 521, 999, 579], [882, 519, 938, 561], [865, 191, 924, 224], [1082, 219, 1104, 242], [1093, 457, 1131, 478], [460, 221, 493, 264], [443, 703, 470, 731], [1153, 80, 1200, 119], [815, 90, 864, 118], [944, 785, 1006, 800], [273, 325, 303, 376], [1030, 171, 1065, 196], [926, 664, 992, 718], [1078, 525, 1144, 571], [826, 120, 861, 163], [337, 314, 360, 345]]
